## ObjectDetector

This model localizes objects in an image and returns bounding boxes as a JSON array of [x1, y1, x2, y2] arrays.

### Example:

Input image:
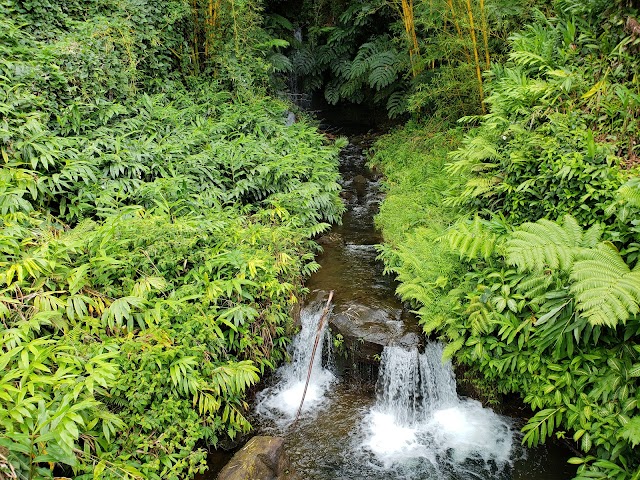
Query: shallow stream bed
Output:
[[199, 134, 576, 480], [251, 137, 576, 480]]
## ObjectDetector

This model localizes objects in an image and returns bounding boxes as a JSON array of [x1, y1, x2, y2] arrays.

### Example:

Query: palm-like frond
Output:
[[506, 215, 601, 272], [570, 243, 640, 327]]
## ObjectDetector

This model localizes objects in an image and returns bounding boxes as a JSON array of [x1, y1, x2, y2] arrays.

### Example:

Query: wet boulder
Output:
[[352, 174, 368, 184], [316, 232, 343, 247], [329, 303, 421, 363], [217, 436, 297, 480]]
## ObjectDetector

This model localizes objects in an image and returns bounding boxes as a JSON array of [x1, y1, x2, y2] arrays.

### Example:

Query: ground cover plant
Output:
[[0, 0, 344, 478], [373, 0, 640, 478]]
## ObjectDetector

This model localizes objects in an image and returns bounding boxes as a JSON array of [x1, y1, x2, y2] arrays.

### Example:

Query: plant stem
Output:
[[479, 0, 490, 69], [465, 0, 485, 113]]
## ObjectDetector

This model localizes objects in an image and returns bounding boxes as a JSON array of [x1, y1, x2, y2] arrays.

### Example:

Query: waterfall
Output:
[[376, 344, 457, 425], [255, 297, 335, 425], [286, 26, 311, 109], [364, 343, 514, 473]]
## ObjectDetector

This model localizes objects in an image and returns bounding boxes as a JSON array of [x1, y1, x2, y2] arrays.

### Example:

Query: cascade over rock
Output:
[[306, 290, 420, 363]]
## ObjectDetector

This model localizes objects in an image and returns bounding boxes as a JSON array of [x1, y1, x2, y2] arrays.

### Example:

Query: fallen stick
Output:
[[291, 290, 334, 429]]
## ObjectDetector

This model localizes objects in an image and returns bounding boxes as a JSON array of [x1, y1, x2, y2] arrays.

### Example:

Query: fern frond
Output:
[[292, 48, 316, 76], [618, 178, 640, 209], [447, 135, 500, 174], [368, 51, 399, 91], [268, 53, 292, 73], [386, 91, 407, 119], [460, 176, 502, 199], [517, 272, 554, 304], [466, 294, 495, 336], [570, 243, 640, 327], [443, 216, 502, 261], [506, 215, 601, 272], [349, 41, 378, 79], [620, 416, 640, 448]]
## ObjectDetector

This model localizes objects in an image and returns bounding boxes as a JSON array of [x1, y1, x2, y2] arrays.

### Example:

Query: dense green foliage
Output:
[[267, 0, 541, 117], [0, 0, 344, 478], [4, 0, 640, 478], [373, 0, 640, 479]]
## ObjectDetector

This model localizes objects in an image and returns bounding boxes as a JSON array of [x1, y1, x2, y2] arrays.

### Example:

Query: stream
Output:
[[198, 133, 576, 479], [252, 136, 576, 480]]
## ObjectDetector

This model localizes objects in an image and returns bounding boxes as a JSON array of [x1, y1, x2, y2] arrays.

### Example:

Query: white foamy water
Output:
[[255, 298, 335, 425], [362, 343, 514, 473]]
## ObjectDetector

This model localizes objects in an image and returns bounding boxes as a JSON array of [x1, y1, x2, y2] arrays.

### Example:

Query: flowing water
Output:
[[255, 298, 336, 426], [250, 136, 576, 480], [362, 344, 513, 477]]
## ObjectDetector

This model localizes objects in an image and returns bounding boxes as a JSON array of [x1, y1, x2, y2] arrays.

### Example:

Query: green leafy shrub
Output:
[[0, 0, 345, 478], [373, 3, 640, 479]]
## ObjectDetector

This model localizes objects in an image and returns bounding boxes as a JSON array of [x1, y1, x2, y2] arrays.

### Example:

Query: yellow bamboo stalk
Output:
[[399, 0, 421, 76], [212, 0, 222, 26], [204, 0, 222, 60], [191, 0, 200, 71], [445, 0, 471, 63], [479, 0, 490, 69], [465, 0, 485, 113]]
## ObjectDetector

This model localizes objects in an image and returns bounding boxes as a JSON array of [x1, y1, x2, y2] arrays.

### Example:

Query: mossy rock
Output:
[[217, 436, 297, 480]]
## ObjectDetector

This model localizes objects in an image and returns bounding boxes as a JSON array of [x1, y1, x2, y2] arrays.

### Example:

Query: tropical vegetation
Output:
[[2, 0, 640, 478], [370, 0, 640, 479], [0, 0, 344, 478]]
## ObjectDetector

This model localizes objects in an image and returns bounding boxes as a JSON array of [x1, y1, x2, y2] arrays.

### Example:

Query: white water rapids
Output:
[[364, 344, 514, 473], [256, 300, 516, 478], [255, 299, 336, 425]]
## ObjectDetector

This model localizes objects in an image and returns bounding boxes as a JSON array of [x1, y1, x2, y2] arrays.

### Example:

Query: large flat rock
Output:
[[329, 301, 421, 362]]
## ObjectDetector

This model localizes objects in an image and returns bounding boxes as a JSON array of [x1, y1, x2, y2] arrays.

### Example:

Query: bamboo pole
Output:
[[465, 0, 485, 113], [402, 0, 421, 76], [479, 0, 490, 69], [204, 0, 222, 60], [191, 0, 200, 72], [394, 0, 421, 77], [445, 0, 471, 63], [292, 291, 334, 429]]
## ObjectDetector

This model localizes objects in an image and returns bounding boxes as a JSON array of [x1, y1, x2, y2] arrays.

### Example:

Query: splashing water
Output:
[[255, 298, 335, 425], [363, 343, 514, 475]]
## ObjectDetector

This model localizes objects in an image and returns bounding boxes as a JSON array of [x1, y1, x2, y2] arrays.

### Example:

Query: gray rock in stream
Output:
[[330, 303, 421, 362], [217, 436, 297, 480]]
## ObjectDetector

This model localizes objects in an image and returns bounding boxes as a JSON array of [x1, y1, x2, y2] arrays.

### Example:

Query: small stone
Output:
[[352, 174, 367, 184]]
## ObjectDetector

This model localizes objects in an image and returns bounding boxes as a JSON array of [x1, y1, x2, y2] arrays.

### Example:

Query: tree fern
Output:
[[570, 243, 640, 327], [505, 215, 601, 272]]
